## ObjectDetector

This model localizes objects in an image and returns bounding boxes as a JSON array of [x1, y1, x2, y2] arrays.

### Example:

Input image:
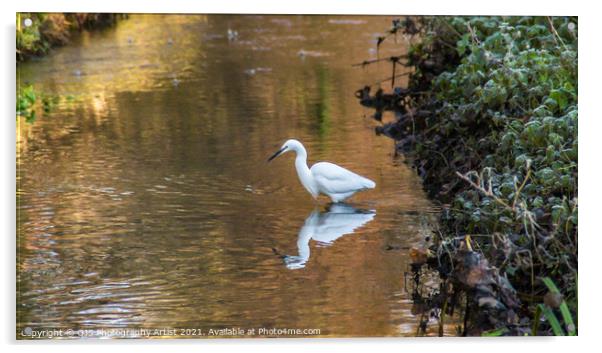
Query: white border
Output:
[[11, 0, 582, 16], [2, 1, 598, 352]]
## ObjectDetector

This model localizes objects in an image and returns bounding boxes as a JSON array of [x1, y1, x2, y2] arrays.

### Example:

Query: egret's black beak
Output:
[[267, 146, 287, 162]]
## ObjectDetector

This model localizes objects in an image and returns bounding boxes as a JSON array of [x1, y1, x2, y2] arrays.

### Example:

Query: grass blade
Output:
[[559, 302, 576, 336], [539, 303, 565, 336], [542, 277, 576, 336], [481, 327, 508, 337]]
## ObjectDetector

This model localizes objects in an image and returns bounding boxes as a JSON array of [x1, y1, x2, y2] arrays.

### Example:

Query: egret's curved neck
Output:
[[293, 145, 316, 197], [297, 220, 314, 261]]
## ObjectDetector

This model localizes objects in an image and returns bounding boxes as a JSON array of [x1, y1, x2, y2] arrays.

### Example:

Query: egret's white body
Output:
[[268, 139, 375, 202], [283, 204, 376, 269]]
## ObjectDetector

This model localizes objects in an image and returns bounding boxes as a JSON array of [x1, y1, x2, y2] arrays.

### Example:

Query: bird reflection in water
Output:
[[277, 203, 375, 270]]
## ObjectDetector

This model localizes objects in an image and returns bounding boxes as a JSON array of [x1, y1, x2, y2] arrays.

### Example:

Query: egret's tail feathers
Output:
[[362, 177, 376, 189]]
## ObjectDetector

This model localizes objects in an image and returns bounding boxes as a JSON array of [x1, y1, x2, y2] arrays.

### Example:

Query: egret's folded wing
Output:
[[311, 162, 374, 194]]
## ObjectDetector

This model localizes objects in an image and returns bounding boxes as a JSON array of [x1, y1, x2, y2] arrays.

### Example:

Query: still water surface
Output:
[[17, 14, 441, 337]]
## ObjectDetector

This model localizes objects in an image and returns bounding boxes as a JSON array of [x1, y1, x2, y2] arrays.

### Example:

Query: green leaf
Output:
[[550, 89, 568, 111], [25, 110, 36, 123], [539, 303, 565, 336], [481, 327, 509, 336], [541, 277, 576, 336]]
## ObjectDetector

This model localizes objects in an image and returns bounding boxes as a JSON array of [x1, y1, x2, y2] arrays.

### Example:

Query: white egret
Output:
[[268, 139, 375, 203], [280, 204, 376, 269]]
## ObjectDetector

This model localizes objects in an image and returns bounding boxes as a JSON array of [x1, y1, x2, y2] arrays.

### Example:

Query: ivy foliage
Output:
[[367, 16, 577, 335]]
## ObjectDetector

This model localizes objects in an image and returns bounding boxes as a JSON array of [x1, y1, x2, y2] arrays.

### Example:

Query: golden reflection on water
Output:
[[17, 14, 456, 338]]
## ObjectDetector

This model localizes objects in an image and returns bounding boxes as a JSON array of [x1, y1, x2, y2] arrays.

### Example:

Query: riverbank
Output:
[[17, 13, 126, 62], [358, 17, 577, 336], [17, 13, 127, 122]]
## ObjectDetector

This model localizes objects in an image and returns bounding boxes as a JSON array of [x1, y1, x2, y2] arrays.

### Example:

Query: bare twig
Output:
[[466, 23, 481, 46], [351, 55, 407, 68], [455, 171, 512, 211], [513, 167, 532, 209], [546, 16, 568, 51], [368, 72, 411, 87]]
